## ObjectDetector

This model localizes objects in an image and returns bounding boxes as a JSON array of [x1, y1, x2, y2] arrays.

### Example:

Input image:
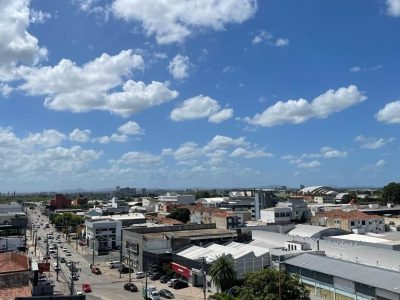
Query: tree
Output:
[[209, 254, 236, 293], [195, 190, 210, 200], [381, 182, 400, 204], [166, 208, 191, 223], [237, 268, 310, 300]]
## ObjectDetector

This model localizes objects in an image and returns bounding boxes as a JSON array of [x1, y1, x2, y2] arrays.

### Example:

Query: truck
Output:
[[142, 285, 160, 300]]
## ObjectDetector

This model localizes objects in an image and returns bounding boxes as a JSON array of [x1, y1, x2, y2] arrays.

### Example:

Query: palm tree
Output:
[[209, 254, 236, 292]]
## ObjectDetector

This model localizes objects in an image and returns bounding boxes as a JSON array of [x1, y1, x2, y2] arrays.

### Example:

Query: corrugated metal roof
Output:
[[252, 230, 400, 271], [288, 224, 331, 238], [285, 253, 400, 294]]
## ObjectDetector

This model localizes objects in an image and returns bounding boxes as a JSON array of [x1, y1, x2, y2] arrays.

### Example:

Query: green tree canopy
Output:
[[209, 254, 237, 293], [166, 208, 191, 223], [237, 268, 310, 300], [382, 182, 400, 204]]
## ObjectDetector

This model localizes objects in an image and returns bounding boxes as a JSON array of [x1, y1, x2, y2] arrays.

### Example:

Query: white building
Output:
[[276, 199, 309, 221], [158, 193, 195, 205], [85, 218, 122, 251], [260, 207, 291, 224]]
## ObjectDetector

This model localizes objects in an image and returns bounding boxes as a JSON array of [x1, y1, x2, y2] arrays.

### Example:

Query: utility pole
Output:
[[34, 231, 37, 257], [119, 230, 123, 278], [92, 238, 95, 267], [56, 244, 59, 281], [202, 257, 207, 300], [70, 261, 75, 295], [46, 234, 49, 264], [128, 249, 131, 282]]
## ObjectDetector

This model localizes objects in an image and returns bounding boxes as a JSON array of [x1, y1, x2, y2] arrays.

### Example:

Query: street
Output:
[[27, 207, 206, 300]]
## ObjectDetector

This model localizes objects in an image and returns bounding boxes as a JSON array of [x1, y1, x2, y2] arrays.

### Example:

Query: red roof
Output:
[[0, 286, 31, 300], [0, 253, 29, 273], [319, 210, 382, 220]]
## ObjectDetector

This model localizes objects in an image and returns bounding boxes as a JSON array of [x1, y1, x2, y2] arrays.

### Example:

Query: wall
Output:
[[0, 271, 30, 288]]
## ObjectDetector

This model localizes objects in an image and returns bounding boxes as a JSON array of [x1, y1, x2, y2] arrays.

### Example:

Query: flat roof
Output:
[[144, 228, 237, 240], [285, 253, 400, 294]]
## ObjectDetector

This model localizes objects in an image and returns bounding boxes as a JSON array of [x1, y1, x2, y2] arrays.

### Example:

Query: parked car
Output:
[[123, 282, 138, 292], [167, 279, 178, 287], [150, 273, 161, 280], [60, 257, 66, 263], [119, 266, 134, 274], [159, 289, 174, 299], [159, 275, 172, 283], [108, 261, 121, 269], [37, 237, 41, 240], [82, 283, 92, 293], [65, 252, 71, 256], [136, 271, 146, 279], [172, 280, 188, 289], [91, 267, 101, 275]]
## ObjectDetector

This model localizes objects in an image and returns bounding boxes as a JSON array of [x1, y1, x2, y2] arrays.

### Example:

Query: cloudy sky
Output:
[[1, 0, 400, 192]]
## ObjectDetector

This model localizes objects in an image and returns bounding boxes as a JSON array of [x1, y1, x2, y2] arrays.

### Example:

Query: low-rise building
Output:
[[0, 252, 31, 298], [259, 207, 291, 224], [312, 210, 385, 233], [158, 193, 195, 205], [276, 199, 309, 222], [49, 194, 71, 210]]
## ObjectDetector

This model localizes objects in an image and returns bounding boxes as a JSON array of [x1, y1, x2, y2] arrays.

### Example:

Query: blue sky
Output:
[[1, 0, 400, 192]]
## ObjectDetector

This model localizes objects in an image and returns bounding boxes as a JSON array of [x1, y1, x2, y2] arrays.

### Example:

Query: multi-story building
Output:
[[312, 210, 385, 233], [260, 207, 292, 224], [158, 193, 195, 205], [49, 194, 71, 210], [211, 210, 251, 229], [85, 218, 122, 251], [276, 199, 309, 222]]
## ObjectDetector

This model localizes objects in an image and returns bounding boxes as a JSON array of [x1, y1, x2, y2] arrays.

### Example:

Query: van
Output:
[[108, 261, 121, 269], [135, 271, 146, 279]]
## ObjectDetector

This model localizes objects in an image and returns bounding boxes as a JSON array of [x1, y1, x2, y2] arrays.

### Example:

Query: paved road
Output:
[[28, 208, 205, 300]]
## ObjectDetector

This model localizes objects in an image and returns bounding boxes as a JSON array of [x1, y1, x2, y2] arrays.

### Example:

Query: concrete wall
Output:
[[0, 271, 30, 288]]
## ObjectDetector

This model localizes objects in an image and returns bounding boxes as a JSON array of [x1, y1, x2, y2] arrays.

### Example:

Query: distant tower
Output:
[[116, 186, 120, 193]]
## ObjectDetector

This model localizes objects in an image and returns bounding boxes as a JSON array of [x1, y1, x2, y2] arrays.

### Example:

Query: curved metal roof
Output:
[[299, 186, 338, 195]]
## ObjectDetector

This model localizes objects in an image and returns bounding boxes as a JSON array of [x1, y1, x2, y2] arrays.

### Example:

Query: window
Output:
[[275, 213, 279, 217], [285, 212, 291, 217], [350, 221, 355, 226], [361, 220, 365, 225]]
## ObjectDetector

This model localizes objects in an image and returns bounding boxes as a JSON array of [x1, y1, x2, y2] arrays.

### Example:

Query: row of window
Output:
[[275, 212, 291, 218]]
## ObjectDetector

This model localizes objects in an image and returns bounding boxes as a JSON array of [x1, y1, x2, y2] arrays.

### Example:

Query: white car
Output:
[[63, 248, 68, 252]]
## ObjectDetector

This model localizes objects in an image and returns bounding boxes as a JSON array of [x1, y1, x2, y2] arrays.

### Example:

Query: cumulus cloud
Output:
[[320, 146, 348, 158], [94, 134, 128, 144], [230, 147, 272, 158], [361, 159, 387, 171], [30, 9, 52, 24], [386, 0, 400, 16], [24, 129, 66, 148], [0, 0, 48, 80], [111, 0, 257, 44], [116, 151, 162, 164], [168, 54, 191, 79], [0, 83, 13, 97], [204, 135, 248, 151], [252, 30, 289, 47], [18, 50, 178, 117], [208, 109, 234, 124], [298, 160, 321, 169], [69, 129, 92, 143], [0, 127, 101, 176], [117, 121, 144, 135], [245, 85, 366, 127], [170, 95, 233, 123], [375, 100, 400, 124], [354, 135, 394, 149]]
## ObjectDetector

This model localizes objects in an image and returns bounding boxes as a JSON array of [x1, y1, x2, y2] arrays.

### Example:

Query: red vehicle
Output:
[[82, 283, 92, 293], [91, 267, 101, 275]]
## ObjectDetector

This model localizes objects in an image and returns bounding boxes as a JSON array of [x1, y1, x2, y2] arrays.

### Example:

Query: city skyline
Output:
[[1, 0, 400, 192]]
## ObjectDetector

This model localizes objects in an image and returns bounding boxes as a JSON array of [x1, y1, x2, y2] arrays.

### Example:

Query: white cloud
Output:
[[24, 129, 66, 148], [116, 151, 162, 164], [0, 0, 47, 80], [252, 30, 289, 47], [349, 66, 362, 73], [0, 83, 13, 97], [354, 135, 394, 149], [168, 54, 191, 79], [30, 9, 52, 24], [230, 147, 273, 158], [361, 159, 387, 171], [95, 134, 128, 144], [208, 108, 234, 123], [386, 0, 400, 16], [245, 85, 366, 127], [375, 100, 400, 124], [69, 129, 91, 143], [18, 50, 179, 117], [170, 95, 233, 123], [117, 121, 144, 135], [205, 135, 248, 151], [320, 146, 348, 158], [274, 38, 289, 47], [112, 0, 257, 44], [298, 160, 321, 169]]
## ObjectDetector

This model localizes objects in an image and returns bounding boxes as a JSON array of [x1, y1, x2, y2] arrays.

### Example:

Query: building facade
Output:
[[85, 219, 122, 251]]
